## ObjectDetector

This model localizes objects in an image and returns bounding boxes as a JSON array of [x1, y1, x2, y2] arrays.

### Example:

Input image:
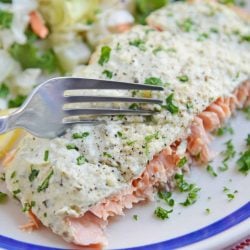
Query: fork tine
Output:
[[63, 108, 154, 116], [51, 77, 164, 91], [64, 96, 163, 104]]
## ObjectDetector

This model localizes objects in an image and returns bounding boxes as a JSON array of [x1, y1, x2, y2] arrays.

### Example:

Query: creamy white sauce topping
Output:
[[5, 2, 250, 243]]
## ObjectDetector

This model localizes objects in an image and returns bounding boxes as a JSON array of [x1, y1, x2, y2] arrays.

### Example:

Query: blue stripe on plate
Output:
[[0, 202, 249, 250]]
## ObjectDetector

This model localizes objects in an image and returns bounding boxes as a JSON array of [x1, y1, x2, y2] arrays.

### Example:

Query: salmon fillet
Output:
[[4, 1, 250, 248]]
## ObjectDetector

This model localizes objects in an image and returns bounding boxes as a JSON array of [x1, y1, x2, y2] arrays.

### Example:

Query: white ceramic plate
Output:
[[0, 111, 249, 250]]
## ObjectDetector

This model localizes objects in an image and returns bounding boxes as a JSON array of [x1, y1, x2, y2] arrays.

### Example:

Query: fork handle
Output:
[[0, 116, 9, 134]]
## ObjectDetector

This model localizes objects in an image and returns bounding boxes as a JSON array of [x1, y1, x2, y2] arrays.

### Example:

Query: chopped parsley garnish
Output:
[[144, 77, 163, 86], [223, 186, 230, 192], [77, 155, 88, 165], [129, 39, 146, 51], [246, 134, 250, 146], [103, 152, 112, 158], [0, 173, 5, 181], [177, 75, 189, 82], [221, 140, 236, 161], [162, 93, 179, 114], [237, 149, 250, 175], [37, 170, 54, 192], [0, 0, 12, 3], [0, 191, 7, 203], [206, 165, 218, 177], [0, 83, 9, 98], [177, 157, 188, 168], [158, 191, 175, 207], [180, 185, 201, 206], [227, 193, 235, 201], [205, 208, 211, 214], [127, 140, 136, 146], [44, 150, 49, 162], [219, 161, 229, 172], [129, 103, 139, 110], [102, 70, 113, 79], [133, 214, 138, 221], [66, 144, 78, 150], [242, 106, 250, 120], [214, 125, 234, 136], [0, 9, 13, 28], [144, 132, 159, 155], [9, 43, 58, 73], [241, 34, 250, 42], [98, 46, 111, 66], [13, 189, 21, 196], [22, 201, 35, 212], [72, 132, 90, 139], [116, 131, 123, 138], [186, 101, 193, 110], [8, 95, 26, 108], [178, 18, 194, 32], [174, 173, 191, 192], [197, 33, 209, 41], [210, 27, 219, 33], [153, 46, 164, 54], [10, 171, 16, 179], [219, 0, 235, 4], [29, 168, 39, 182], [154, 207, 173, 220]]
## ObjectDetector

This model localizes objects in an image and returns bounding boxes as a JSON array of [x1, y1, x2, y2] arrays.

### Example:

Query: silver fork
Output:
[[0, 77, 163, 139]]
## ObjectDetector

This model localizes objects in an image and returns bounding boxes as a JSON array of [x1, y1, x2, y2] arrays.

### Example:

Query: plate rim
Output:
[[0, 202, 249, 250]]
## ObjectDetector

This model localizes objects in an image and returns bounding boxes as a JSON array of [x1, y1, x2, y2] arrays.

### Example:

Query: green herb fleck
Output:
[[129, 103, 139, 110], [10, 171, 16, 179], [98, 46, 111, 66], [8, 95, 26, 108], [44, 150, 49, 162], [197, 33, 209, 41], [77, 155, 88, 165], [227, 193, 235, 201], [29, 168, 39, 182], [246, 134, 250, 146], [221, 140, 236, 161], [127, 140, 137, 146], [158, 191, 175, 207], [178, 18, 194, 32], [102, 70, 113, 79], [133, 214, 138, 221], [144, 77, 163, 86], [180, 185, 201, 206], [0, 191, 8, 203], [177, 157, 188, 168], [0, 83, 9, 98], [237, 149, 250, 175], [242, 106, 250, 120], [13, 189, 21, 196], [66, 144, 78, 150], [0, 173, 5, 181], [210, 27, 219, 33], [214, 126, 234, 136], [154, 207, 173, 220], [241, 34, 250, 42], [177, 75, 189, 82], [129, 39, 146, 51], [0, 9, 13, 28], [22, 201, 36, 212], [174, 173, 191, 192], [162, 93, 179, 114], [206, 165, 218, 177], [37, 170, 54, 192], [103, 152, 112, 158], [205, 208, 211, 214], [72, 132, 89, 139], [219, 161, 229, 172]]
